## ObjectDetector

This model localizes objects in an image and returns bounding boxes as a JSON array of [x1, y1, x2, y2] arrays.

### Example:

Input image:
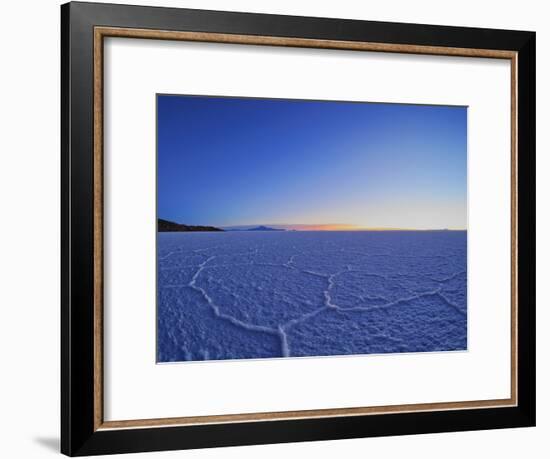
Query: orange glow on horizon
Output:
[[281, 224, 467, 231], [295, 224, 363, 231]]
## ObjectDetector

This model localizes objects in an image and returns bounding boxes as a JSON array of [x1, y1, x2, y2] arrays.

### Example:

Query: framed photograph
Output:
[[61, 2, 535, 456]]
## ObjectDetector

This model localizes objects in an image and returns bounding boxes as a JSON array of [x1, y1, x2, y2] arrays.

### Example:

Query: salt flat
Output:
[[157, 231, 467, 362]]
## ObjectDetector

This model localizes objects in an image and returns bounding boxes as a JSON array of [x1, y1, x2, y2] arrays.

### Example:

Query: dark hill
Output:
[[158, 218, 223, 232]]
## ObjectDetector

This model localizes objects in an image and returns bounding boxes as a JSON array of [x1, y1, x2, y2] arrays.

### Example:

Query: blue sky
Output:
[[157, 95, 467, 230]]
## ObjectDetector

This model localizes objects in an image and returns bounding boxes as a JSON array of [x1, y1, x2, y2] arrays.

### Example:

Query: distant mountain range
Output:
[[158, 218, 223, 232], [247, 226, 285, 232], [223, 225, 287, 231]]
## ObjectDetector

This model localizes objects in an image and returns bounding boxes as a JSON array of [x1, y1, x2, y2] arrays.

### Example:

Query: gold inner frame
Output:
[[93, 26, 518, 431]]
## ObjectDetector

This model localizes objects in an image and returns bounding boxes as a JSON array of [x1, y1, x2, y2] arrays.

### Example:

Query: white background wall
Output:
[[0, 0, 545, 457]]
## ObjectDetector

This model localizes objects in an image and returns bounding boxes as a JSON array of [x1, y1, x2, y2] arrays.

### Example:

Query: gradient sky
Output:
[[157, 95, 467, 230]]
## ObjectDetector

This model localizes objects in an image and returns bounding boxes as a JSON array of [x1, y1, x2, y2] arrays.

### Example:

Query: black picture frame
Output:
[[61, 1, 535, 456]]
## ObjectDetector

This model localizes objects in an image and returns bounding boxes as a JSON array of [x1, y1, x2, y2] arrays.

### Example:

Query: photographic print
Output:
[[157, 95, 467, 363]]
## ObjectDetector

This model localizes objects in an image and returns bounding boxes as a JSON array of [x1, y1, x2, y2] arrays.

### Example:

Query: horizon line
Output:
[[220, 223, 466, 231], [223, 227, 468, 232], [159, 219, 466, 232]]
